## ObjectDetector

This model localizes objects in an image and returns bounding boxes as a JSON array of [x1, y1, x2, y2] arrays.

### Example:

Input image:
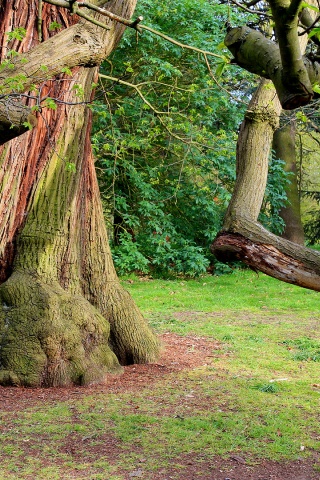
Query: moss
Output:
[[0, 271, 122, 387]]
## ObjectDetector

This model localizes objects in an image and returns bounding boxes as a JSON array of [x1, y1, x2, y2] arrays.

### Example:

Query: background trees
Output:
[[211, 0, 320, 290], [93, 0, 291, 277]]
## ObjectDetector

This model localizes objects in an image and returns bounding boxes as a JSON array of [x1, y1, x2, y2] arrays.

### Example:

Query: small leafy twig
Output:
[[99, 73, 181, 115], [138, 24, 225, 59], [228, 0, 270, 16], [203, 54, 249, 106], [298, 14, 320, 36]]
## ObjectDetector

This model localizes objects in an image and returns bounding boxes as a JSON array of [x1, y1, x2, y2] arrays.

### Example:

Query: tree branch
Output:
[[229, 0, 270, 16], [268, 0, 313, 99], [211, 218, 320, 291], [0, 99, 36, 145], [225, 26, 320, 109]]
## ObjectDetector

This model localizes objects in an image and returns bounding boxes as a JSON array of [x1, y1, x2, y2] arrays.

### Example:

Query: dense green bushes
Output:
[[92, 0, 289, 276]]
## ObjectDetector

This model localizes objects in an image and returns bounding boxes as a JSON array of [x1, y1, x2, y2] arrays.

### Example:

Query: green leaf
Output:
[[61, 66, 72, 76], [215, 62, 226, 78], [72, 83, 84, 97], [299, 1, 320, 12], [309, 27, 320, 38], [66, 162, 77, 173], [217, 41, 226, 50], [6, 27, 27, 41], [44, 97, 57, 110], [313, 83, 320, 94], [49, 21, 62, 31], [296, 111, 308, 122], [22, 121, 33, 130], [308, 27, 320, 38]]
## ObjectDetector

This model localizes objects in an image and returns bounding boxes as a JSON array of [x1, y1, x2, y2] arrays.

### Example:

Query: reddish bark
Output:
[[0, 1, 160, 387], [0, 2, 76, 280]]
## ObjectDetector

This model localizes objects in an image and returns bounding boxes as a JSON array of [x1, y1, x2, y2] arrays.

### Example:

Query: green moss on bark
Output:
[[0, 271, 121, 387]]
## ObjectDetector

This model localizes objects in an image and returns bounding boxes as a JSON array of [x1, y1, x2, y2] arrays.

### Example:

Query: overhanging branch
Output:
[[211, 218, 320, 291], [225, 26, 320, 109]]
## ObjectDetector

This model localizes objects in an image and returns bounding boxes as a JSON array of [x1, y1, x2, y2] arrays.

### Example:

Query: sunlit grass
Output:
[[122, 269, 319, 315]]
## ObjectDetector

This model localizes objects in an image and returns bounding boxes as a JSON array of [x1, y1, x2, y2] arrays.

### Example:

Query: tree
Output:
[[93, 0, 247, 277], [212, 0, 320, 291], [0, 0, 160, 387], [93, 0, 290, 277]]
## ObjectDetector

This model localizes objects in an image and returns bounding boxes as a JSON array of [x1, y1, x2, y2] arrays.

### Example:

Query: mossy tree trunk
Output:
[[0, 1, 159, 387], [212, 80, 320, 290]]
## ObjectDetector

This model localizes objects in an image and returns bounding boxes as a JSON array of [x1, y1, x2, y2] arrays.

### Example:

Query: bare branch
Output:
[[138, 24, 226, 59], [38, 0, 43, 41], [77, 1, 143, 27], [72, 7, 111, 30], [287, 0, 304, 18], [229, 0, 270, 16], [0, 98, 36, 145], [43, 0, 225, 59], [99, 73, 182, 115], [244, 0, 261, 7]]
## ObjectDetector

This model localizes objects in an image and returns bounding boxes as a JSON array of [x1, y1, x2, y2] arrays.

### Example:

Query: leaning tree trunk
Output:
[[273, 121, 305, 245], [0, 1, 159, 387]]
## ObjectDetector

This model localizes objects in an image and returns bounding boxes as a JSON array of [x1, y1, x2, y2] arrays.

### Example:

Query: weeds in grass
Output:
[[251, 382, 280, 394], [282, 337, 320, 362]]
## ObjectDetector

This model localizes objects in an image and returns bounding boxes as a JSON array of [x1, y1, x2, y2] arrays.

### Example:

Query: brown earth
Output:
[[0, 333, 319, 480]]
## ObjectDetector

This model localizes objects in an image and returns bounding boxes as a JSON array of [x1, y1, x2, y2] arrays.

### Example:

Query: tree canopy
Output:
[[92, 0, 291, 277]]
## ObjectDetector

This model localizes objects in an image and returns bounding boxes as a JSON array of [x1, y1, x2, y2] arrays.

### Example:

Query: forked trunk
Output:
[[0, 1, 159, 386]]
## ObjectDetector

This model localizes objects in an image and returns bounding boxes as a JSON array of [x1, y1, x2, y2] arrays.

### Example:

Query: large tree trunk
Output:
[[0, 1, 159, 387], [273, 122, 305, 245]]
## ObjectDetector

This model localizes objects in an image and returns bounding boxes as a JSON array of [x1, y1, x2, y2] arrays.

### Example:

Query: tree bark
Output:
[[212, 10, 320, 291], [224, 79, 280, 226], [0, 1, 159, 387], [0, 0, 138, 141], [225, 26, 320, 109], [273, 122, 305, 245]]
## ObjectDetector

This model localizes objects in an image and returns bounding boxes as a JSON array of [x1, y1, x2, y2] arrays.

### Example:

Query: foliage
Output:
[[282, 337, 320, 362], [303, 190, 320, 244], [93, 0, 289, 276], [252, 382, 280, 393]]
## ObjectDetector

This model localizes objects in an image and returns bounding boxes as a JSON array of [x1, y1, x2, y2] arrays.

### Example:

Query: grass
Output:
[[0, 269, 319, 479], [123, 269, 319, 314]]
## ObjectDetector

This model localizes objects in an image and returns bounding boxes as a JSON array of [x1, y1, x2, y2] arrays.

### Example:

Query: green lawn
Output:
[[0, 270, 319, 479]]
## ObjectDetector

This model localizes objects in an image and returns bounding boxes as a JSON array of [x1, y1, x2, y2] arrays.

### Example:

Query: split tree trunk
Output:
[[0, 1, 159, 387]]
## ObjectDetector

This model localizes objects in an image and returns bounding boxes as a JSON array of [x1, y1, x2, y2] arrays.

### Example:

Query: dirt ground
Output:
[[0, 333, 319, 480]]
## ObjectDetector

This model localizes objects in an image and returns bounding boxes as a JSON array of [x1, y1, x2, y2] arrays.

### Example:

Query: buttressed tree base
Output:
[[0, 0, 159, 387]]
